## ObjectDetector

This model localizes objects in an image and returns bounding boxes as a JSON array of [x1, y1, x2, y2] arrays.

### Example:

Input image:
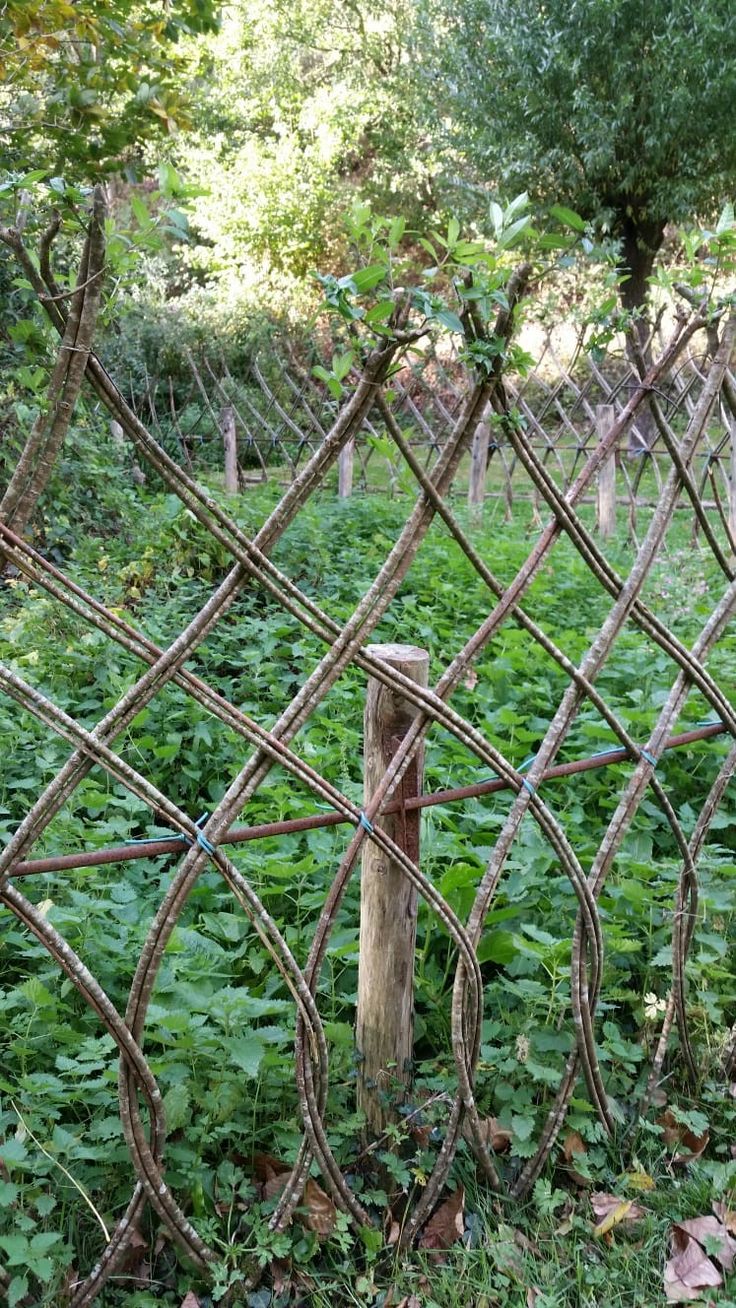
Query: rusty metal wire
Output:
[[0, 207, 735, 1303]]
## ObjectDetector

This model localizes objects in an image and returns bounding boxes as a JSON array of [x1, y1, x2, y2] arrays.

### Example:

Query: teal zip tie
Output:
[[589, 746, 625, 759], [641, 749, 658, 767], [125, 810, 217, 856], [124, 833, 188, 846], [520, 777, 536, 797], [518, 753, 537, 772], [358, 811, 374, 834], [695, 718, 724, 728]]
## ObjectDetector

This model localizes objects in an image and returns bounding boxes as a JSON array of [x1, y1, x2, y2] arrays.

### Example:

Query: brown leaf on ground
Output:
[[659, 1110, 709, 1164], [302, 1178, 337, 1236], [271, 1259, 291, 1297], [180, 1294, 201, 1308], [463, 667, 478, 691], [713, 1202, 736, 1235], [418, 1186, 465, 1251], [591, 1192, 645, 1236], [527, 1288, 541, 1308], [467, 1116, 513, 1154], [665, 1227, 723, 1302], [386, 1219, 401, 1246], [252, 1151, 289, 1182], [253, 1154, 336, 1236], [675, 1218, 736, 1272], [562, 1130, 589, 1185]]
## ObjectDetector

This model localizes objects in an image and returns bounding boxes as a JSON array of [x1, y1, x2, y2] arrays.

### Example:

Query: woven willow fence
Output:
[[1, 197, 736, 1304], [137, 328, 736, 537]]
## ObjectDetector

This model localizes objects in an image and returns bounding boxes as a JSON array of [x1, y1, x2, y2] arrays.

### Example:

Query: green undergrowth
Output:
[[0, 481, 735, 1306]]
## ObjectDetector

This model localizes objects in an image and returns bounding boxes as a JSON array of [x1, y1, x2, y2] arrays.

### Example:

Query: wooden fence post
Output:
[[357, 642, 429, 1138], [468, 412, 490, 515], [220, 404, 238, 494], [596, 404, 616, 538], [338, 438, 354, 498]]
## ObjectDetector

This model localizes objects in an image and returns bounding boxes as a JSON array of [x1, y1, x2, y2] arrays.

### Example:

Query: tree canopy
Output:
[[0, 0, 220, 178], [422, 0, 736, 310]]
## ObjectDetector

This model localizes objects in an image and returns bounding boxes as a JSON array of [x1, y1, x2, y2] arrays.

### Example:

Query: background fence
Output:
[[125, 326, 736, 540]]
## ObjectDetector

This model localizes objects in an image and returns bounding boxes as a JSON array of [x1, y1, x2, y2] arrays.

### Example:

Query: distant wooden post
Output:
[[357, 643, 429, 1139], [338, 438, 354, 498], [468, 412, 491, 515], [220, 404, 238, 494], [596, 404, 616, 538]]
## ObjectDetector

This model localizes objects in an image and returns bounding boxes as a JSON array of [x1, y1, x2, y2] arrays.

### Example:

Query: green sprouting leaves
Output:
[[549, 204, 587, 233], [312, 349, 355, 399]]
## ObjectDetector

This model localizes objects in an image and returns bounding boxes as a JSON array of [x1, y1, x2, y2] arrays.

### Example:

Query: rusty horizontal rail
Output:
[[8, 721, 727, 879]]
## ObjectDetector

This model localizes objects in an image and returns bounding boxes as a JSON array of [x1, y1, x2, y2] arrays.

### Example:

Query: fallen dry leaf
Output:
[[527, 1288, 541, 1308], [591, 1192, 645, 1237], [419, 1186, 465, 1251], [713, 1202, 736, 1235], [675, 1218, 736, 1272], [562, 1130, 589, 1186], [665, 1227, 722, 1302], [253, 1152, 337, 1236], [659, 1110, 709, 1164], [466, 1116, 513, 1154], [302, 1178, 338, 1236], [463, 667, 478, 691], [180, 1294, 201, 1308]]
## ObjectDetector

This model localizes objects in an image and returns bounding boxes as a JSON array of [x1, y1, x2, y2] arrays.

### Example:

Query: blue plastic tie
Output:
[[641, 749, 658, 767], [358, 811, 374, 835], [695, 718, 724, 728], [125, 810, 218, 857], [589, 746, 625, 759], [520, 777, 536, 797], [518, 753, 537, 773], [124, 833, 188, 847]]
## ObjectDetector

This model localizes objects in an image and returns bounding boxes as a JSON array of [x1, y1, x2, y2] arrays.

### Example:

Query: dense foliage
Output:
[[420, 0, 736, 310], [1, 484, 736, 1304]]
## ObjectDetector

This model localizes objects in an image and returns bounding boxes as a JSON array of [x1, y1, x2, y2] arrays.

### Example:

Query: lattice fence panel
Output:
[[1, 202, 735, 1305]]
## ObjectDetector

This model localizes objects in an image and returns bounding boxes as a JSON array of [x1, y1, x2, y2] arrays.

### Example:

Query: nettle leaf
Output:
[[8, 1276, 28, 1308], [164, 1081, 191, 1130], [226, 1033, 266, 1079], [476, 930, 516, 965], [511, 1113, 535, 1142]]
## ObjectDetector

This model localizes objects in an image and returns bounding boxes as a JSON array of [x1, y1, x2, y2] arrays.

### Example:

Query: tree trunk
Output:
[[616, 208, 667, 453], [618, 211, 666, 324]]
